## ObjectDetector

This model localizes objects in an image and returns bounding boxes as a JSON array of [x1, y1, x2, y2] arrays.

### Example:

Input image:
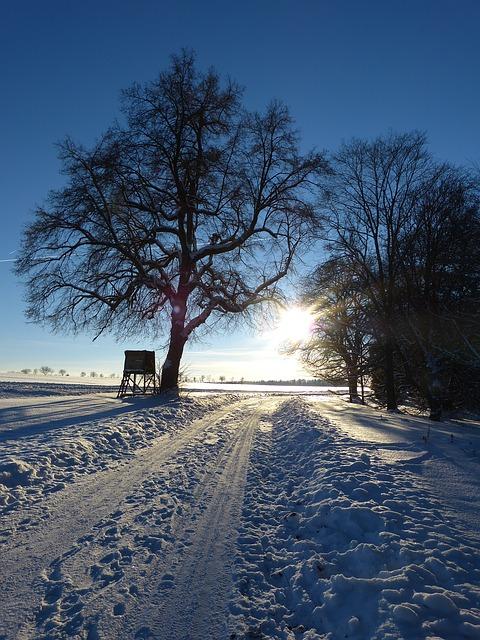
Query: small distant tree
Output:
[[99, 373, 104, 378], [80, 371, 86, 377], [33, 368, 38, 375], [40, 366, 53, 375], [219, 375, 226, 383], [90, 371, 97, 378], [293, 257, 371, 402], [110, 373, 116, 378], [21, 368, 31, 375], [58, 369, 67, 376], [15, 52, 327, 394]]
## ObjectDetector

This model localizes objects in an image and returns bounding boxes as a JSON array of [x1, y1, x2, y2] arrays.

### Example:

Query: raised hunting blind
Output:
[[117, 350, 157, 398]]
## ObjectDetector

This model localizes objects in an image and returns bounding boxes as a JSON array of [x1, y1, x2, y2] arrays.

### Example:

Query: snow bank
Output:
[[0, 393, 238, 519], [230, 397, 480, 640]]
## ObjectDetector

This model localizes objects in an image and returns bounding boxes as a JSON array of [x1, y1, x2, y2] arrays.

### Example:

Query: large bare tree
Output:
[[397, 165, 480, 418], [322, 132, 433, 409], [16, 53, 327, 391]]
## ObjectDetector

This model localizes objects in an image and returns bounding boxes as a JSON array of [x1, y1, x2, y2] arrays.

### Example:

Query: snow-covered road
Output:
[[1, 385, 480, 639], [1, 393, 273, 639]]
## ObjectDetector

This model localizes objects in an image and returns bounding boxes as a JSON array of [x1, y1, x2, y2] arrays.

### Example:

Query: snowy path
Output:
[[0, 394, 279, 639], [1, 384, 480, 640], [93, 398, 277, 640], [0, 392, 268, 638], [230, 398, 480, 640]]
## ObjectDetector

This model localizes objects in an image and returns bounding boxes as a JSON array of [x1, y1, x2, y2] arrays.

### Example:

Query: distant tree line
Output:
[[187, 376, 331, 385], [18, 368, 118, 378], [292, 132, 480, 420]]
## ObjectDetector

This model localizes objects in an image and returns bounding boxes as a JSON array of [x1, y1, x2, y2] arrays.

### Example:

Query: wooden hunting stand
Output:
[[117, 350, 157, 398]]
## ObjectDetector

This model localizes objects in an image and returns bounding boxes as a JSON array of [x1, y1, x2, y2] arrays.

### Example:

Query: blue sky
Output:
[[1, 0, 479, 378]]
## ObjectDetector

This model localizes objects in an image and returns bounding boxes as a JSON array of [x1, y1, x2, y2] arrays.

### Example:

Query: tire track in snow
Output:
[[33, 396, 281, 640], [107, 398, 280, 640], [0, 396, 255, 639]]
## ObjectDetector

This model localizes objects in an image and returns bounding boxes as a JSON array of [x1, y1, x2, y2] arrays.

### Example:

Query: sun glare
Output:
[[271, 307, 315, 345]]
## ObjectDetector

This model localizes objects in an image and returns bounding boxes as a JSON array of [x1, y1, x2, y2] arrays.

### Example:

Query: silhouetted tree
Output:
[[311, 133, 480, 417], [295, 257, 371, 402], [322, 132, 433, 409], [396, 165, 480, 418], [16, 52, 327, 393]]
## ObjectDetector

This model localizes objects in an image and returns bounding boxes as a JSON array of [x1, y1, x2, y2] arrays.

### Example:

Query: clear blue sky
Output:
[[1, 0, 479, 378]]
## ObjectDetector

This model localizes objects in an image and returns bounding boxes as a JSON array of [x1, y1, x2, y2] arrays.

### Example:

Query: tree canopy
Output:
[[16, 52, 328, 391]]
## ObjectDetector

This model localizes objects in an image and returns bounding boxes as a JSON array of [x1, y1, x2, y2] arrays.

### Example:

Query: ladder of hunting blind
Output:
[[116, 371, 157, 398]]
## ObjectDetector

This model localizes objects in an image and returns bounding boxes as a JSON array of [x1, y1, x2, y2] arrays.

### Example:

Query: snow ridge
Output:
[[0, 394, 238, 526], [230, 397, 480, 640]]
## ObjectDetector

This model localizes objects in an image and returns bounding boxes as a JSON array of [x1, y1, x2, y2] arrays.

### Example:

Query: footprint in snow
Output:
[[113, 602, 126, 616]]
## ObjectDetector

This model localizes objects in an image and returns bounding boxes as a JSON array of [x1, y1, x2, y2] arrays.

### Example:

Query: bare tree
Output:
[[397, 165, 480, 418], [322, 132, 433, 410], [20, 368, 31, 375], [58, 369, 67, 376], [16, 52, 327, 393], [40, 366, 53, 375], [295, 257, 371, 402]]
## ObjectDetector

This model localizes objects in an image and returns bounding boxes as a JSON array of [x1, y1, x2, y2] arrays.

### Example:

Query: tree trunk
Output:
[[347, 372, 359, 402], [384, 337, 397, 411], [160, 327, 186, 393], [426, 352, 442, 421], [160, 305, 188, 393]]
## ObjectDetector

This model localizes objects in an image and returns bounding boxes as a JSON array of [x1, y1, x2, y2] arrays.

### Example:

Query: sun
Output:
[[271, 306, 315, 345]]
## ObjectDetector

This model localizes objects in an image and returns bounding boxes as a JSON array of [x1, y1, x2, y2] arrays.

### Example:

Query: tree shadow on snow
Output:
[[0, 394, 180, 442]]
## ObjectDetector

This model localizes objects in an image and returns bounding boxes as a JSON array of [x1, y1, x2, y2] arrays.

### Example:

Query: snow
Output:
[[0, 386, 237, 518], [230, 397, 480, 639], [0, 382, 479, 639], [0, 372, 119, 389]]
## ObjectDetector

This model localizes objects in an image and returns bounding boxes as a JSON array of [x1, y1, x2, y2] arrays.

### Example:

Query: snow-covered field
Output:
[[1, 382, 479, 639]]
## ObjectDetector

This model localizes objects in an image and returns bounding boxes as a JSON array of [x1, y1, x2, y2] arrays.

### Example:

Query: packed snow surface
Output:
[[0, 382, 479, 639]]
